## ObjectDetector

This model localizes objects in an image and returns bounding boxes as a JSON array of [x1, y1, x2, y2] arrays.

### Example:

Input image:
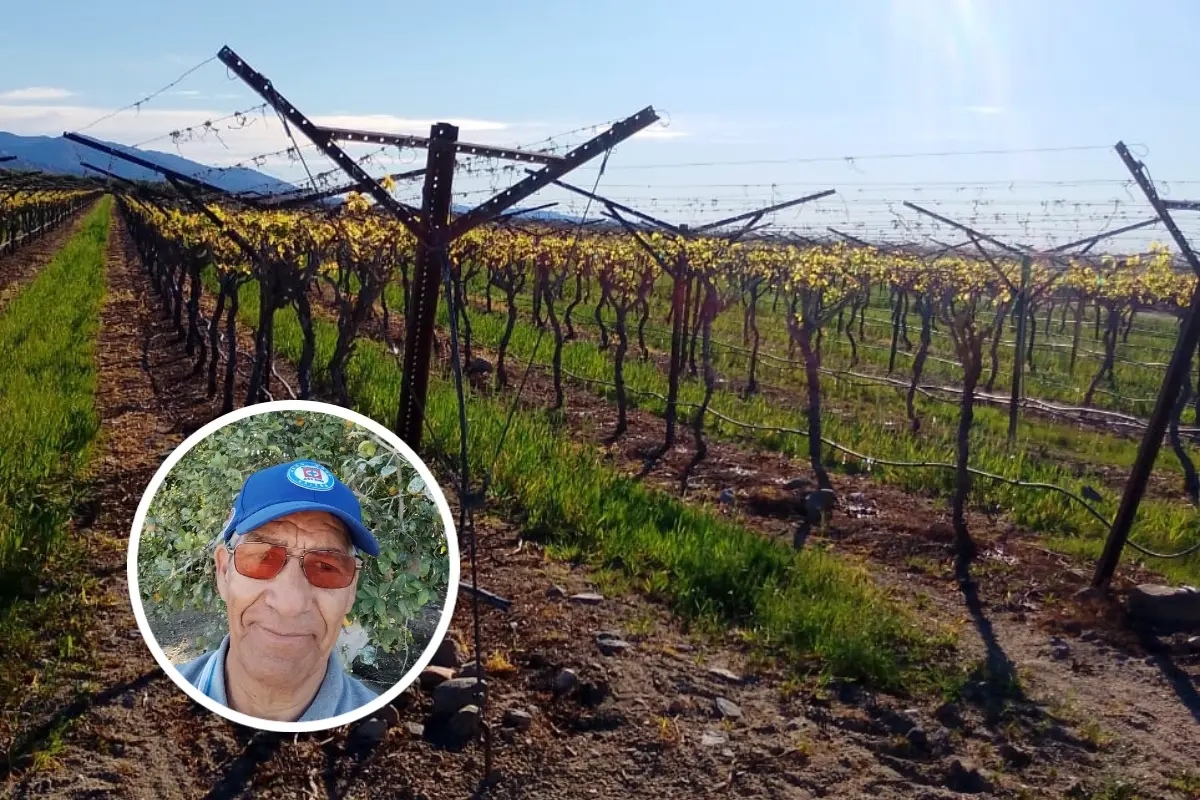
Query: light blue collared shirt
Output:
[[175, 634, 377, 721]]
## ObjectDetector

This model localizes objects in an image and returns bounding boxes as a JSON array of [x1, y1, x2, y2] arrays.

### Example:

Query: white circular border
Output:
[[127, 399, 461, 733]]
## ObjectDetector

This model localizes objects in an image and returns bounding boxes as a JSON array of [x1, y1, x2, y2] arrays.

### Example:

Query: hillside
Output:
[[0, 131, 297, 196]]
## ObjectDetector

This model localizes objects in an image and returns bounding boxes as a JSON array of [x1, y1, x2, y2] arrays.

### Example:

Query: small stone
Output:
[[848, 491, 865, 502], [569, 592, 604, 605], [805, 488, 836, 524], [1080, 630, 1099, 642], [718, 488, 736, 505], [503, 708, 533, 731], [906, 726, 927, 749], [1127, 583, 1200, 631], [458, 660, 484, 678], [668, 697, 691, 715], [419, 665, 455, 691], [1187, 636, 1200, 653], [700, 729, 729, 747], [1052, 644, 1070, 661], [547, 584, 567, 599], [403, 721, 425, 737], [782, 477, 810, 491], [934, 702, 963, 727], [713, 697, 743, 720], [499, 727, 516, 744], [432, 677, 486, 715], [929, 728, 952, 754], [946, 758, 991, 794], [466, 357, 493, 375], [720, 747, 735, 759], [999, 742, 1032, 768], [378, 704, 401, 728], [553, 668, 579, 694], [596, 635, 632, 656], [430, 638, 462, 669], [350, 718, 388, 746], [449, 705, 481, 739], [121, 693, 136, 709], [707, 667, 742, 684], [578, 680, 610, 707]]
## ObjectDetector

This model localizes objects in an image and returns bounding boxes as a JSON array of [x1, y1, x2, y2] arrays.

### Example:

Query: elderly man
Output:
[[177, 459, 379, 722]]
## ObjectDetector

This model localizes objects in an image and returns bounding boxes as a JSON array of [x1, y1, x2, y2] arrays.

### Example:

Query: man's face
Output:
[[214, 511, 358, 690]]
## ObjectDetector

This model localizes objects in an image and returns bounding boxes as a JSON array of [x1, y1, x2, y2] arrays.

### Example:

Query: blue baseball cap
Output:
[[218, 459, 380, 557]]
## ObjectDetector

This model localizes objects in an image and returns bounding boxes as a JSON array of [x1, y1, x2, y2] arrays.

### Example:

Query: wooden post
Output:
[[1093, 142, 1200, 589], [1008, 256, 1031, 443]]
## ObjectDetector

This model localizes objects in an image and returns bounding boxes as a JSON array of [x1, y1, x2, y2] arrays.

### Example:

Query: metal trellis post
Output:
[[397, 123, 459, 447], [1092, 142, 1200, 589]]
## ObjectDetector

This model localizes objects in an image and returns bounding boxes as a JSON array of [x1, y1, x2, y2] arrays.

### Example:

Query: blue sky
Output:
[[2, 0, 1199, 250]]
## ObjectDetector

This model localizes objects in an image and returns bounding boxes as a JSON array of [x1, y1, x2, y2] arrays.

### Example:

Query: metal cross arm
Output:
[[1163, 199, 1200, 213], [216, 46, 424, 240], [314, 125, 566, 167], [547, 176, 685, 236], [63, 132, 265, 208], [1116, 141, 1200, 277], [692, 190, 835, 234], [81, 162, 174, 207], [903, 201, 1027, 259], [1047, 217, 1161, 255], [0, 156, 14, 164], [544, 175, 686, 235], [262, 168, 426, 209], [163, 175, 264, 266], [448, 106, 659, 240]]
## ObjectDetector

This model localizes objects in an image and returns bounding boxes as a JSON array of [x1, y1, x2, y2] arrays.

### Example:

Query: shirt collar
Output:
[[200, 634, 346, 722]]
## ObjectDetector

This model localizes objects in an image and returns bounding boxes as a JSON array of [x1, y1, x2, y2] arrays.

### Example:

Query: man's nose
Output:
[[263, 555, 315, 617]]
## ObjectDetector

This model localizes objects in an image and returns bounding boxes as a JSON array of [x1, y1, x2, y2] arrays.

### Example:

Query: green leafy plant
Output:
[[138, 410, 448, 656]]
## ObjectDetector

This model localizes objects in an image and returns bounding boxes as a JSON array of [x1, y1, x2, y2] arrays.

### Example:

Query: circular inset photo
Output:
[[128, 400, 459, 732]]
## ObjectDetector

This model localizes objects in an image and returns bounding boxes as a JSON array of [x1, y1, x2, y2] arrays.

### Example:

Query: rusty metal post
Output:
[[1093, 142, 1200, 589], [397, 123, 458, 450]]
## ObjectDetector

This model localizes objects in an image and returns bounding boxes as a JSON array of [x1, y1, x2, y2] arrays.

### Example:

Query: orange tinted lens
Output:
[[234, 542, 287, 579], [302, 551, 357, 589]]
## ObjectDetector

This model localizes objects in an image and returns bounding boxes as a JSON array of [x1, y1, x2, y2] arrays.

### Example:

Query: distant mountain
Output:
[[0, 131, 297, 196], [0, 132, 609, 223]]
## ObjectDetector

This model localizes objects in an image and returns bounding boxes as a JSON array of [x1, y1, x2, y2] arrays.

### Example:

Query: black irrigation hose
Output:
[[541, 364, 1200, 561]]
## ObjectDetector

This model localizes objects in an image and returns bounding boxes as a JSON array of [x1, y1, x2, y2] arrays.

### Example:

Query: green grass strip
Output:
[[208, 270, 952, 693], [0, 198, 111, 584]]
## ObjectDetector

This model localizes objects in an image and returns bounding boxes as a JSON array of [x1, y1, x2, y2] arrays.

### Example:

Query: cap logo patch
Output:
[[287, 463, 336, 492]]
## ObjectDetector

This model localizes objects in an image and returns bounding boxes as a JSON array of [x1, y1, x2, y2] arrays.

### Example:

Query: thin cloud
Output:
[[312, 114, 510, 134], [965, 105, 1004, 115], [632, 127, 687, 141], [0, 87, 74, 101]]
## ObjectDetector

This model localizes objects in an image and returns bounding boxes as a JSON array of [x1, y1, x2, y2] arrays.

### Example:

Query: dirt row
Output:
[[7, 215, 1200, 799]]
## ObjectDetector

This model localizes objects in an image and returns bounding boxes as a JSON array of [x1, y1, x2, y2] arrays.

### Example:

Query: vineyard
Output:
[[3, 46, 1200, 800]]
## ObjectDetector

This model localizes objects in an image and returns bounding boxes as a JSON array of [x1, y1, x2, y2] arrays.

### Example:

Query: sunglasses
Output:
[[231, 541, 362, 589]]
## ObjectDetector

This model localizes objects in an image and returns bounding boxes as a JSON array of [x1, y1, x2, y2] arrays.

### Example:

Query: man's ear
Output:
[[342, 570, 360, 618], [214, 543, 230, 604]]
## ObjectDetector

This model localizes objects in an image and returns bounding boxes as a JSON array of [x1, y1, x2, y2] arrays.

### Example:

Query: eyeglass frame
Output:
[[224, 538, 363, 587]]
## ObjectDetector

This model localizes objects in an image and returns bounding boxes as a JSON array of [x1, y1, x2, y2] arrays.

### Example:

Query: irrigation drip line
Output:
[[554, 309, 1167, 417], [530, 363, 1200, 561], [438, 248, 491, 780]]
